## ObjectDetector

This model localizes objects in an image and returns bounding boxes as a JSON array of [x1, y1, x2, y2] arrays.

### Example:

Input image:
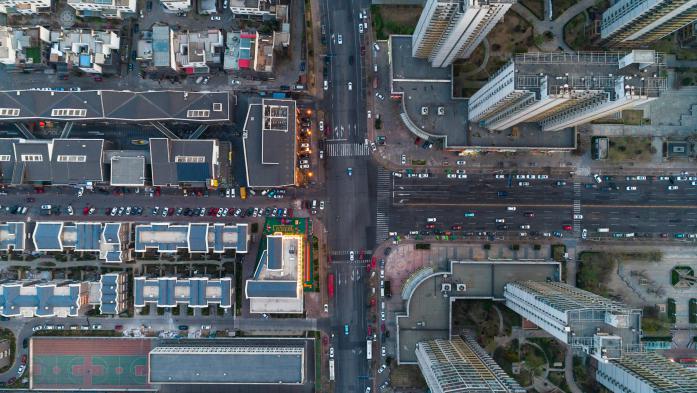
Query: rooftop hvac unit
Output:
[[421, 106, 428, 115], [437, 107, 445, 115], [456, 284, 466, 292], [441, 283, 451, 292]]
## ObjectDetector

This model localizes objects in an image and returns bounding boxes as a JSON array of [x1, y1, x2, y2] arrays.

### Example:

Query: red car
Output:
[[288, 208, 293, 218], [367, 325, 372, 336], [154, 187, 161, 197], [94, 76, 103, 82], [425, 223, 435, 229], [21, 355, 26, 365], [381, 323, 386, 333], [167, 207, 175, 216], [451, 225, 462, 230], [83, 207, 90, 215], [34, 187, 44, 193], [371, 257, 377, 270], [563, 225, 572, 231], [359, 250, 365, 260]]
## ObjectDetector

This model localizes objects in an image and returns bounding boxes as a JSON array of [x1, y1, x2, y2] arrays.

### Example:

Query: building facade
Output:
[[504, 281, 642, 355], [412, 0, 514, 68], [601, 0, 697, 47], [416, 336, 525, 393], [0, 0, 50, 14], [67, 0, 135, 18], [468, 51, 666, 131]]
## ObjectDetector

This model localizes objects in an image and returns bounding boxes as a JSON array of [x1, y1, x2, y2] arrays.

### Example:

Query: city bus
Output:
[[329, 359, 335, 381], [328, 273, 335, 298], [366, 340, 372, 360]]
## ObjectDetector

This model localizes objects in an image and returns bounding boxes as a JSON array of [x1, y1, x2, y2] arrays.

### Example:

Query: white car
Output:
[[668, 185, 679, 191], [401, 154, 406, 165], [539, 175, 549, 179], [18, 364, 25, 375], [324, 80, 328, 90], [324, 304, 329, 312], [518, 181, 530, 187], [337, 34, 343, 45], [507, 206, 517, 211], [330, 347, 335, 358], [574, 214, 583, 219], [636, 176, 647, 180], [367, 111, 371, 118], [495, 218, 505, 223], [77, 187, 84, 197], [495, 174, 505, 179], [381, 311, 385, 321], [373, 43, 380, 51], [350, 251, 355, 261], [210, 15, 220, 20], [520, 224, 530, 229], [457, 174, 467, 179], [626, 186, 637, 191], [348, 82, 352, 91], [320, 201, 325, 210], [582, 228, 588, 239], [67, 205, 73, 215], [378, 365, 387, 374], [381, 346, 386, 356], [456, 160, 466, 165], [319, 121, 324, 132], [426, 217, 437, 222], [358, 23, 364, 33]]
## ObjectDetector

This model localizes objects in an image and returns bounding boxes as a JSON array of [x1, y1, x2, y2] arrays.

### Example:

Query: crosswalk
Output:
[[573, 182, 582, 234], [326, 143, 371, 157], [376, 167, 392, 243], [330, 250, 373, 256]]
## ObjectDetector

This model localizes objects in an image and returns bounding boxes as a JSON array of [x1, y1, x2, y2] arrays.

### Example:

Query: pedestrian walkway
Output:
[[573, 183, 582, 234], [329, 250, 373, 256], [326, 143, 371, 157], [376, 167, 392, 243]]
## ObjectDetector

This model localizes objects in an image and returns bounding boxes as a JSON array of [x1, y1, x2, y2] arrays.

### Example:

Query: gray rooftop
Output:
[[0, 90, 231, 122], [152, 26, 172, 68], [110, 155, 146, 186], [397, 260, 560, 364], [134, 222, 247, 254], [243, 99, 296, 188], [149, 138, 217, 186], [149, 345, 305, 384]]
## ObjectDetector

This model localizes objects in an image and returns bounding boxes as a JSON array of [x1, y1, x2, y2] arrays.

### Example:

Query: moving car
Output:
[[337, 34, 343, 45]]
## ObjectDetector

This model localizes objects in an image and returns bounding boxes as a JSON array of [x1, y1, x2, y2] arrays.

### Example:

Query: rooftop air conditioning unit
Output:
[[456, 284, 466, 292], [421, 106, 428, 115], [437, 107, 445, 115], [441, 283, 451, 292]]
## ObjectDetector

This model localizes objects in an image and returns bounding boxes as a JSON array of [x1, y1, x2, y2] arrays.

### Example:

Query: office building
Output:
[[596, 351, 697, 393], [416, 335, 525, 393], [412, 0, 514, 68], [468, 51, 666, 131], [504, 281, 642, 354], [601, 0, 697, 47]]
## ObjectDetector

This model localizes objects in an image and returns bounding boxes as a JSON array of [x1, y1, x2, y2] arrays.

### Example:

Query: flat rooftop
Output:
[[397, 260, 560, 364]]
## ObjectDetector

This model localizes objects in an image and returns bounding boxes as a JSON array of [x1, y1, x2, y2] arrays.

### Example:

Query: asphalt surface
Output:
[[389, 174, 697, 239], [320, 0, 374, 391]]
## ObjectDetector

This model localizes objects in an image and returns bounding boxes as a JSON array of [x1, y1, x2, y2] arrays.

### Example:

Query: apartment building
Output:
[[0, 26, 50, 67], [67, 0, 135, 18], [468, 50, 666, 131], [49, 29, 120, 74], [412, 0, 515, 68], [601, 0, 697, 47], [0, 0, 50, 14], [173, 29, 223, 74]]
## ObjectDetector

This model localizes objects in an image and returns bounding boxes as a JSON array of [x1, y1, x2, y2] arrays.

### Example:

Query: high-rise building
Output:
[[601, 0, 697, 47], [504, 281, 642, 354], [468, 51, 666, 131], [596, 351, 697, 393], [415, 336, 525, 393], [412, 0, 515, 68]]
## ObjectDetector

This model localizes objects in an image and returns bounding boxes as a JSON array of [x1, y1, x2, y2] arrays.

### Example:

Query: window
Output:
[[174, 155, 205, 163], [51, 108, 87, 117], [0, 108, 20, 116], [0, 155, 11, 162], [21, 154, 43, 162], [56, 155, 86, 162], [186, 109, 210, 118], [212, 103, 223, 112]]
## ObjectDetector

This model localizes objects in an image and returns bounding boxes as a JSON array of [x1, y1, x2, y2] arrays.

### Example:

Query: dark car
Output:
[[133, 23, 139, 33], [146, 0, 152, 10], [178, 325, 189, 331], [131, 50, 137, 61], [497, 191, 508, 197]]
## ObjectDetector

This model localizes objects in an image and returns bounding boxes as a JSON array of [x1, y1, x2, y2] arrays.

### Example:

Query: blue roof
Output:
[[135, 223, 248, 254], [0, 281, 81, 317], [176, 163, 211, 182], [188, 224, 208, 253], [99, 274, 120, 314], [79, 54, 92, 67], [246, 281, 297, 298], [267, 236, 283, 270], [134, 277, 232, 308], [76, 223, 101, 251], [33, 222, 63, 251], [102, 223, 121, 243], [0, 222, 25, 251]]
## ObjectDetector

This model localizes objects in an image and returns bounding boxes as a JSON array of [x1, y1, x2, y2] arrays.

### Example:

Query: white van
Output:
[[598, 228, 610, 233]]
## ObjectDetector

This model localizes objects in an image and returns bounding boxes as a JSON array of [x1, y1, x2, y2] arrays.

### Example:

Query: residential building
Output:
[[596, 351, 697, 393], [0, 280, 89, 317], [468, 51, 666, 131], [148, 341, 306, 384], [49, 29, 120, 74], [133, 276, 232, 309], [416, 335, 525, 393], [504, 281, 642, 354], [0, 138, 105, 186], [160, 0, 190, 12], [172, 29, 223, 74], [223, 31, 277, 72], [229, 0, 276, 17], [0, 0, 50, 14], [242, 99, 297, 188], [149, 138, 221, 188], [412, 0, 515, 68], [0, 90, 230, 122], [96, 272, 128, 314], [245, 232, 305, 314], [601, 0, 697, 47], [66, 0, 135, 19], [0, 26, 50, 67], [0, 222, 25, 251], [0, 339, 9, 370], [136, 25, 177, 71], [32, 221, 132, 262], [134, 222, 248, 254]]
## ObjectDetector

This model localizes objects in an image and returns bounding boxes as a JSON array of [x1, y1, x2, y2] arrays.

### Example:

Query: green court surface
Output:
[[33, 355, 148, 388]]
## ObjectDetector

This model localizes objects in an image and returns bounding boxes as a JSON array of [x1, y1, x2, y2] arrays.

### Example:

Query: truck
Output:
[[239, 187, 247, 200], [366, 340, 372, 360], [328, 273, 335, 298], [598, 228, 610, 233]]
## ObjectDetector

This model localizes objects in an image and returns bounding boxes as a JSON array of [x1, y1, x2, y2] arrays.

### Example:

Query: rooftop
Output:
[[133, 276, 232, 308], [149, 138, 219, 186], [0, 280, 87, 318], [243, 98, 296, 188], [134, 222, 248, 254], [0, 222, 25, 251]]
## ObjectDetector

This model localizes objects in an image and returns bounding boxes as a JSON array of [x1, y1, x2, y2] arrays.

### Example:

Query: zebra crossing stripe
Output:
[[327, 143, 371, 157]]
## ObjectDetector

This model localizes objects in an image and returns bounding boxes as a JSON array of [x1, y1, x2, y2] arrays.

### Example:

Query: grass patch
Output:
[[552, 0, 576, 19], [390, 364, 427, 390], [370, 5, 421, 40], [528, 337, 566, 365], [622, 109, 649, 125], [578, 251, 661, 297], [235, 261, 243, 316], [608, 136, 654, 162], [520, 0, 544, 19], [642, 305, 673, 336], [548, 371, 571, 393]]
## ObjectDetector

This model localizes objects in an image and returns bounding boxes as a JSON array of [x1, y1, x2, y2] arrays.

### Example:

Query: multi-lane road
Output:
[[388, 174, 697, 239]]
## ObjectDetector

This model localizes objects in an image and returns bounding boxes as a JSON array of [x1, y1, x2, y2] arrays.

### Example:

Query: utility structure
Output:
[[467, 50, 667, 131], [412, 0, 515, 68], [601, 0, 697, 48]]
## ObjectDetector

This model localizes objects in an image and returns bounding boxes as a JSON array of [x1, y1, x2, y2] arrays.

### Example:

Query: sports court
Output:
[[30, 337, 154, 391]]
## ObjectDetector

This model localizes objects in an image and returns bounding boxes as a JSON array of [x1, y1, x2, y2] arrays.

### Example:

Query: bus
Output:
[[366, 340, 372, 360], [239, 187, 247, 200], [329, 359, 335, 381], [328, 273, 335, 298]]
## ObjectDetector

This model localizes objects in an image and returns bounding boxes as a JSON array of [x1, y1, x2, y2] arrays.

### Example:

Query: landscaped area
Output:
[[452, 300, 521, 351], [607, 136, 655, 162], [370, 5, 421, 40], [389, 364, 427, 390]]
